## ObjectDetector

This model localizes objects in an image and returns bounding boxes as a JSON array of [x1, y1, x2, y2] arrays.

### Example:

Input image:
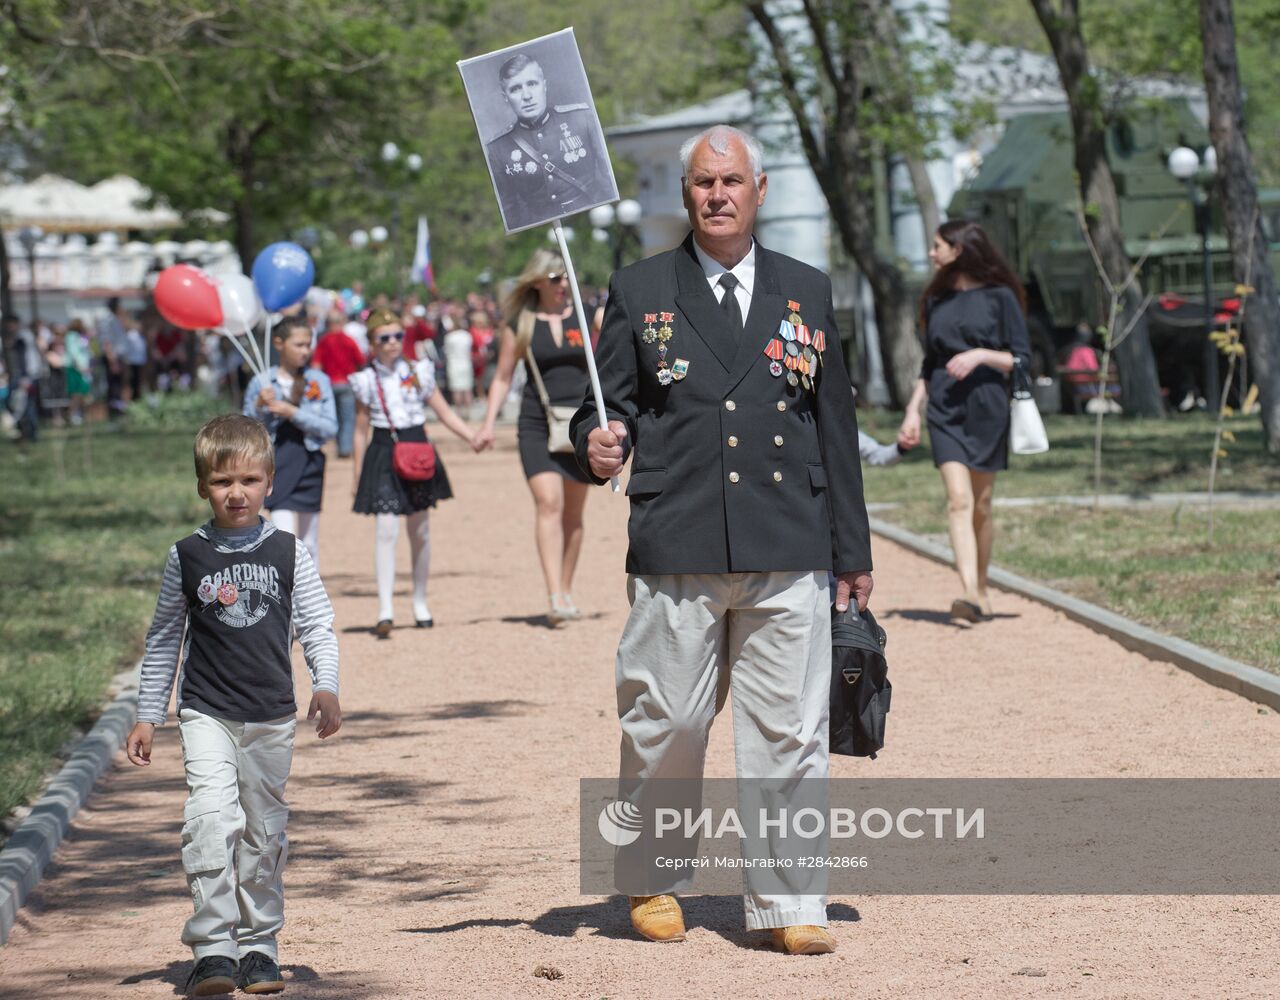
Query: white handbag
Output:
[[526, 353, 577, 454], [1010, 360, 1049, 455]]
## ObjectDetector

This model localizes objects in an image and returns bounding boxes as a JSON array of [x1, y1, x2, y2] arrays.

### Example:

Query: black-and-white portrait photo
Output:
[[458, 28, 619, 234]]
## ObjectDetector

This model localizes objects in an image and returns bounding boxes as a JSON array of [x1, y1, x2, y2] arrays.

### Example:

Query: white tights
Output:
[[374, 510, 431, 623], [269, 509, 320, 570]]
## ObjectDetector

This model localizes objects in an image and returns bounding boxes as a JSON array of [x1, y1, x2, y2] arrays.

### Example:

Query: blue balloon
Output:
[[251, 242, 316, 312]]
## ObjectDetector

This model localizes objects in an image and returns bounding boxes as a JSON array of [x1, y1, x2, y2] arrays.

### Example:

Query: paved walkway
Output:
[[1, 427, 1278, 999]]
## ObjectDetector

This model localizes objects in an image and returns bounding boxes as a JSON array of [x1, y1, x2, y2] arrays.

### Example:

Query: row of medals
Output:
[[643, 312, 686, 387], [642, 304, 824, 390], [766, 303, 825, 391]]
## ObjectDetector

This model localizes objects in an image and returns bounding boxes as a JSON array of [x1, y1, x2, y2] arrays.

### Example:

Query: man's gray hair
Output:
[[679, 125, 764, 181]]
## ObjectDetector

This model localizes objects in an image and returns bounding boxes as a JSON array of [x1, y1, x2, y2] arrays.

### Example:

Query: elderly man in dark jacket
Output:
[[572, 124, 874, 955]]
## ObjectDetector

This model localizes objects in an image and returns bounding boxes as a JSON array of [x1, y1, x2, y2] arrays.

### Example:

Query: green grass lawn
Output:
[[860, 411, 1280, 671], [0, 394, 226, 825]]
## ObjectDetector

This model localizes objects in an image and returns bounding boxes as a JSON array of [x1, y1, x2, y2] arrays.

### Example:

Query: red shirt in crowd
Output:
[[311, 330, 367, 386], [404, 318, 436, 362], [155, 328, 185, 359]]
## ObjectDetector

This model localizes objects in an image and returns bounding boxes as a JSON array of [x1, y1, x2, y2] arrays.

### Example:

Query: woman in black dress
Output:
[[897, 220, 1031, 622], [476, 249, 601, 624]]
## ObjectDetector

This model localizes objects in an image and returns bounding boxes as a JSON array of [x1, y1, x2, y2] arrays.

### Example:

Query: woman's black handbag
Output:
[[829, 605, 891, 759]]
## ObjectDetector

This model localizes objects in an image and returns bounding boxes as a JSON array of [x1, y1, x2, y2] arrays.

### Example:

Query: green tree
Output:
[[740, 0, 975, 405], [6, 0, 470, 270]]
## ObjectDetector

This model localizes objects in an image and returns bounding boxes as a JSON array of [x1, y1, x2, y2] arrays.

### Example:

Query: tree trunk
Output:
[[905, 154, 941, 248], [0, 231, 18, 386], [233, 188, 255, 276], [864, 260, 922, 406], [227, 123, 268, 274], [1030, 0, 1165, 417], [1200, 0, 1280, 452]]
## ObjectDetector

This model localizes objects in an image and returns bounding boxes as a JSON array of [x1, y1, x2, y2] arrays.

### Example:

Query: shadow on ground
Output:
[[113, 960, 383, 997], [400, 895, 861, 951]]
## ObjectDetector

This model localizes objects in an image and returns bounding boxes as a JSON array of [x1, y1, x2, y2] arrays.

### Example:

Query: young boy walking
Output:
[[125, 414, 342, 997]]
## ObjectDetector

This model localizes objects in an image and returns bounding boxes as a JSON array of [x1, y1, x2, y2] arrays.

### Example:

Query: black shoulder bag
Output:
[[829, 605, 891, 759]]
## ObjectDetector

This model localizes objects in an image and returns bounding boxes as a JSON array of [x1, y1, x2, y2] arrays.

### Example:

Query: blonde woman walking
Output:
[[475, 249, 599, 624]]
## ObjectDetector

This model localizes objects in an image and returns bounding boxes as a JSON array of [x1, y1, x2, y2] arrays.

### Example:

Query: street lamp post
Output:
[[18, 225, 43, 324], [1167, 145, 1220, 413], [589, 199, 644, 272]]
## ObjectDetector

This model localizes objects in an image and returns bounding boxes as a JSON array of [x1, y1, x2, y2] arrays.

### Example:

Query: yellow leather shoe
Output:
[[770, 924, 836, 955], [628, 894, 686, 942]]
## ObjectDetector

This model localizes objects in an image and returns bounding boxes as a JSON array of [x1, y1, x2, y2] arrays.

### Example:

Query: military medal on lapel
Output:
[[642, 313, 658, 344], [560, 121, 587, 163], [650, 311, 678, 386], [780, 299, 824, 392], [763, 337, 785, 378]]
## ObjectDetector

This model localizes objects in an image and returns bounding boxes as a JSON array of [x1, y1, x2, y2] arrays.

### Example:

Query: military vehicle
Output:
[[948, 99, 1280, 411]]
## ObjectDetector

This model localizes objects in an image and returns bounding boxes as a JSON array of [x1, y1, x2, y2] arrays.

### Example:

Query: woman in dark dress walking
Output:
[[475, 249, 601, 624], [898, 220, 1031, 622]]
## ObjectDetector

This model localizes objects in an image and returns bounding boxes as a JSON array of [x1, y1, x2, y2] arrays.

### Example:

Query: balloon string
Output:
[[221, 331, 262, 376], [262, 313, 273, 377], [242, 316, 268, 375]]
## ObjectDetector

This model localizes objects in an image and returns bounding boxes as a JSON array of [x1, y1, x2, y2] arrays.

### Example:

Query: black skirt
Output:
[[266, 421, 325, 513], [353, 426, 453, 515], [517, 410, 592, 484]]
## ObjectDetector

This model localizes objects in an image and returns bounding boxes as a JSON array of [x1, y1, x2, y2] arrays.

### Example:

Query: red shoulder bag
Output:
[[373, 368, 437, 481]]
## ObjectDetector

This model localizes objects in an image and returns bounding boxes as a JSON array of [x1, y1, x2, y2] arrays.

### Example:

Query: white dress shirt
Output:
[[349, 357, 437, 429], [692, 238, 756, 324]]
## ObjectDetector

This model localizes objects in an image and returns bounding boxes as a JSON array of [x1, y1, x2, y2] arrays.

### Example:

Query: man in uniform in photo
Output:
[[572, 125, 873, 955], [485, 52, 614, 232]]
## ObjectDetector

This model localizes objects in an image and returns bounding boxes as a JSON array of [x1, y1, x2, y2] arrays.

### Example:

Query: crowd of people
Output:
[[0, 281, 611, 443]]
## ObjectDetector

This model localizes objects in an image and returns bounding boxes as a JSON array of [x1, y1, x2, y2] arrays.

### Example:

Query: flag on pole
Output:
[[411, 214, 436, 291]]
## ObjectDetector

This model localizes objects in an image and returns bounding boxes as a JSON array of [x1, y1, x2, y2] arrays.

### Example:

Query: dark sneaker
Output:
[[186, 956, 238, 997], [239, 951, 286, 994]]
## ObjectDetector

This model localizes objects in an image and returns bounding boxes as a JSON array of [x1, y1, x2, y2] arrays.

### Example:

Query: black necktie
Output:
[[718, 273, 743, 333]]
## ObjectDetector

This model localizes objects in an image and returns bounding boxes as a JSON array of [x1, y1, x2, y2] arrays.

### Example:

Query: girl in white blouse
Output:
[[350, 308, 486, 636]]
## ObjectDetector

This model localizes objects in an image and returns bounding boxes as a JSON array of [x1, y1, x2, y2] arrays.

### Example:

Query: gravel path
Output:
[[1, 427, 1277, 999]]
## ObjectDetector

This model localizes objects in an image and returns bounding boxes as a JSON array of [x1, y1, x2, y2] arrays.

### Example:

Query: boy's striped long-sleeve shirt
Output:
[[137, 519, 339, 725]]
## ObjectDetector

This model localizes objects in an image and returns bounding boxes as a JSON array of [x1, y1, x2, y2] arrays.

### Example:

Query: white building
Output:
[[1, 173, 237, 323]]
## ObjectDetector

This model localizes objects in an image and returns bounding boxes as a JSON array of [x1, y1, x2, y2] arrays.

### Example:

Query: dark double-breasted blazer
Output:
[[570, 234, 873, 577]]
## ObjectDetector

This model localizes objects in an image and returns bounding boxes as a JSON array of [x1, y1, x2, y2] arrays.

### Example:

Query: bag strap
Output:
[[371, 368, 401, 444], [524, 347, 557, 420]]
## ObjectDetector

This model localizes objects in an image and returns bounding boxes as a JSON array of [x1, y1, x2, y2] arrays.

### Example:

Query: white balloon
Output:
[[217, 272, 264, 336]]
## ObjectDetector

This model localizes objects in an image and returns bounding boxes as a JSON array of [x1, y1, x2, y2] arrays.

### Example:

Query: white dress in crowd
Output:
[[442, 328, 474, 394]]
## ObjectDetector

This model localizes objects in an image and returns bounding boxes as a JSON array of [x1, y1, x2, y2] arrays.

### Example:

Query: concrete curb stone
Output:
[[0, 669, 138, 946]]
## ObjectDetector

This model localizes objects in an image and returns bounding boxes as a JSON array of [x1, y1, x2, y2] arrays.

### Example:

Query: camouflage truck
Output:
[[948, 99, 1280, 411]]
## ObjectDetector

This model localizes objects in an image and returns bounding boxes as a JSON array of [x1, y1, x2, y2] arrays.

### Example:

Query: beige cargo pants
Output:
[[177, 708, 294, 961]]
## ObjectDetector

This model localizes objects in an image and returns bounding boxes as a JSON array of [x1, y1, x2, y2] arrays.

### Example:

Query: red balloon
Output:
[[154, 264, 223, 330]]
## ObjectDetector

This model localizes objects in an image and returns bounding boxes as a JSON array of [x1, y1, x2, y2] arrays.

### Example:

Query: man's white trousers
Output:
[[616, 570, 831, 930]]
